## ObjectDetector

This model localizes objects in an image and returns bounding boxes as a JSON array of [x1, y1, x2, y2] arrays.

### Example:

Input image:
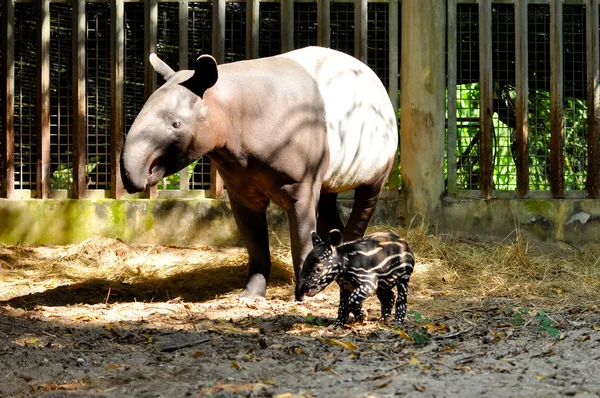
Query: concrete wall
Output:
[[0, 197, 399, 246]]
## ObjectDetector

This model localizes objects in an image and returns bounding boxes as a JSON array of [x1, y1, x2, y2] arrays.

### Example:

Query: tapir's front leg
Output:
[[287, 185, 319, 280], [229, 195, 272, 299]]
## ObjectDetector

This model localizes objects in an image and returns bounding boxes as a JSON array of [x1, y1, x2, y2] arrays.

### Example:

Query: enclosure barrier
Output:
[[447, 0, 600, 200], [0, 0, 399, 200]]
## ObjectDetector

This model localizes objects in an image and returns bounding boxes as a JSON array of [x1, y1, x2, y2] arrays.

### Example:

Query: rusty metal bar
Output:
[[550, 0, 564, 197], [246, 0, 259, 59], [37, 0, 51, 199], [447, 0, 457, 194], [281, 0, 294, 53], [587, 0, 600, 198], [354, 0, 367, 62], [178, 0, 190, 190], [478, 0, 493, 199], [515, 0, 529, 197], [317, 0, 330, 47], [110, 0, 125, 198], [1, 0, 15, 198], [72, 0, 87, 198], [144, 0, 158, 198], [210, 0, 225, 198]]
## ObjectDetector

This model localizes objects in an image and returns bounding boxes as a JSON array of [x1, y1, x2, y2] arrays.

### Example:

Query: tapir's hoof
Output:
[[238, 274, 267, 300]]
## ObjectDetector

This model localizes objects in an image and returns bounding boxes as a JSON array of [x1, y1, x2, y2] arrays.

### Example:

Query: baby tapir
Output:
[[295, 229, 415, 328]]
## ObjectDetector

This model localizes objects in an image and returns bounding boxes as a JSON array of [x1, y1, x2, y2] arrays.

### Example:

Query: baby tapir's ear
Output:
[[328, 229, 343, 247], [311, 231, 323, 247]]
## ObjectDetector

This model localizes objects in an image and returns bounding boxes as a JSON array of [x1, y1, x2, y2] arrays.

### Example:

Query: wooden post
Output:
[[354, 0, 367, 62], [246, 0, 259, 59], [37, 0, 51, 199], [550, 0, 564, 198], [399, 0, 446, 226], [72, 0, 87, 199], [144, 0, 158, 198], [515, 0, 529, 198], [587, 0, 600, 198], [478, 0, 493, 199], [211, 0, 226, 198], [387, 0, 399, 191], [446, 0, 457, 194], [281, 0, 294, 53], [317, 0, 330, 48], [110, 0, 125, 199], [1, 0, 15, 198], [179, 0, 190, 191]]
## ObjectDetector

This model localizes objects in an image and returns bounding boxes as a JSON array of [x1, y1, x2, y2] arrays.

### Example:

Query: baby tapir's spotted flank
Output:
[[295, 229, 415, 328]]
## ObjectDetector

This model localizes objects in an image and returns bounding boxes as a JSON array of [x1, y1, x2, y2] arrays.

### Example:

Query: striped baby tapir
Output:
[[295, 229, 415, 328]]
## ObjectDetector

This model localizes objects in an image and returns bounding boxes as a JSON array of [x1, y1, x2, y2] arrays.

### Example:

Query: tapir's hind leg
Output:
[[229, 196, 272, 299], [316, 192, 344, 238], [343, 171, 390, 241]]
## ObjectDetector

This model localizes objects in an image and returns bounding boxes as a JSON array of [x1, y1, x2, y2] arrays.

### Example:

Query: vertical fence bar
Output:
[[317, 0, 330, 47], [447, 0, 457, 194], [72, 0, 87, 198], [211, 0, 225, 198], [111, 0, 125, 199], [281, 0, 294, 53], [37, 0, 51, 199], [178, 0, 190, 191], [247, 0, 259, 59], [387, 0, 400, 190], [550, 0, 564, 197], [587, 0, 600, 198], [144, 0, 158, 198], [354, 0, 367, 62], [1, 0, 15, 198], [515, 0, 529, 198], [478, 0, 493, 199]]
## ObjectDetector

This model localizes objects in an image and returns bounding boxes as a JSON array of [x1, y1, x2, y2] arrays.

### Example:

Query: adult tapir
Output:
[[120, 46, 398, 299]]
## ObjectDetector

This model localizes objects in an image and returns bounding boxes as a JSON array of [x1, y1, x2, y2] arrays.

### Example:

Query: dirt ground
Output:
[[1, 233, 600, 398]]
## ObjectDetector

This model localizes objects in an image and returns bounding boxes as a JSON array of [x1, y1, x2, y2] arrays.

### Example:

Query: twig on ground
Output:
[[431, 325, 476, 340], [160, 337, 211, 352]]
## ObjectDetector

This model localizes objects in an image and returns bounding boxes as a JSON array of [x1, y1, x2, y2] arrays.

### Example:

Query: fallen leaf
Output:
[[579, 335, 591, 342], [295, 347, 303, 355], [425, 323, 448, 334], [395, 328, 412, 341], [274, 394, 293, 398], [327, 339, 358, 350], [25, 338, 39, 345], [377, 379, 392, 389], [105, 364, 120, 370], [413, 384, 426, 392], [443, 346, 455, 352], [231, 361, 246, 370], [535, 374, 545, 379], [409, 357, 420, 365], [594, 325, 600, 332], [192, 351, 205, 358]]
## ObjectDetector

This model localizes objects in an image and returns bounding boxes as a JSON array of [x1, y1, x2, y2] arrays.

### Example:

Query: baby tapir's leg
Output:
[[376, 286, 396, 321], [334, 284, 374, 327], [394, 281, 409, 324]]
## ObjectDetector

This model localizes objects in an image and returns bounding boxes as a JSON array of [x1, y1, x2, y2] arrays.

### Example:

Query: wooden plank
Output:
[[587, 0, 600, 198], [144, 0, 158, 198], [179, 0, 190, 190], [387, 0, 399, 190], [72, 0, 87, 198], [550, 0, 564, 197], [515, 0, 529, 197], [317, 0, 330, 47], [1, 0, 15, 198], [280, 0, 294, 52], [37, 0, 51, 199], [211, 0, 225, 197], [354, 0, 367, 62], [447, 0, 457, 194], [478, 0, 493, 199], [212, 0, 225, 64], [246, 0, 259, 59], [110, 0, 125, 198]]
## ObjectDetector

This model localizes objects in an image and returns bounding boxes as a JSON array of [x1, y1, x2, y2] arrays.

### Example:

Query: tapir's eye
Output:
[[172, 121, 181, 129]]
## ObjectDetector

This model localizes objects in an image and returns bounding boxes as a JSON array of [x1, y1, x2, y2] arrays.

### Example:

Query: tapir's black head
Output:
[[295, 229, 344, 301], [120, 54, 221, 193]]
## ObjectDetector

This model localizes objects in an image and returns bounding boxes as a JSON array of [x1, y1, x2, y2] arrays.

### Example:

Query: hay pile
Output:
[[1, 229, 599, 313]]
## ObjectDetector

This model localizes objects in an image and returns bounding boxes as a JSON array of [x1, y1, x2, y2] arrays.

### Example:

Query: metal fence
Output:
[[447, 0, 599, 199], [0, 0, 399, 199]]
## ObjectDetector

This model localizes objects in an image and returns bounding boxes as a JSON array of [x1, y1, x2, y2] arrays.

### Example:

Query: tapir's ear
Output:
[[150, 53, 175, 81], [311, 231, 323, 247], [328, 229, 343, 247], [180, 54, 218, 99]]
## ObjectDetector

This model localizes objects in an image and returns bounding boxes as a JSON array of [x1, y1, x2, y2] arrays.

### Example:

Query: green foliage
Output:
[[405, 310, 432, 345]]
